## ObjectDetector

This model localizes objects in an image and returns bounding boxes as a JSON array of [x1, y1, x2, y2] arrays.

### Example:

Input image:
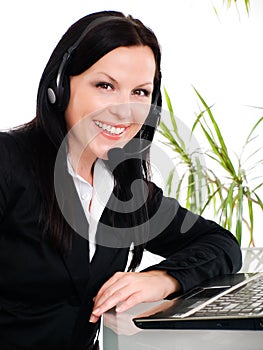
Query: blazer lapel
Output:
[[56, 161, 91, 299]]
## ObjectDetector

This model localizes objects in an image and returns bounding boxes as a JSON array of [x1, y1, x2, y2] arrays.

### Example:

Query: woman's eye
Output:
[[96, 82, 113, 90], [133, 89, 150, 97]]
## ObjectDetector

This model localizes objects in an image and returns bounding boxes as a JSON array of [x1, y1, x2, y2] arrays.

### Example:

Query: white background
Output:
[[0, 0, 262, 246]]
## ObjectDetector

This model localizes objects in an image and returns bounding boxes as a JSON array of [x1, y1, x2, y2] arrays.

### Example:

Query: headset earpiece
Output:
[[47, 51, 71, 111], [47, 80, 69, 112], [47, 87, 57, 105]]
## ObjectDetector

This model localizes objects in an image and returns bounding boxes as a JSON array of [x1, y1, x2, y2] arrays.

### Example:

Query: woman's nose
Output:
[[108, 93, 132, 120]]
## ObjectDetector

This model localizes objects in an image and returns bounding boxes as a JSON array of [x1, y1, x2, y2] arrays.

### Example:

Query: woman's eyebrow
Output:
[[96, 72, 118, 84], [95, 72, 153, 88], [135, 82, 154, 88]]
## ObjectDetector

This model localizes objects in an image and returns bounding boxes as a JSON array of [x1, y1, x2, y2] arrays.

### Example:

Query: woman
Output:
[[0, 10, 241, 350]]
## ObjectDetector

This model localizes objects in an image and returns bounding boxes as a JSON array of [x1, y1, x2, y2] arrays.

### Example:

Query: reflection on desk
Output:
[[103, 301, 263, 350]]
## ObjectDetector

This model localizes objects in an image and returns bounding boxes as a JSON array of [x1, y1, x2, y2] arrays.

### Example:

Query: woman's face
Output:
[[65, 45, 156, 160]]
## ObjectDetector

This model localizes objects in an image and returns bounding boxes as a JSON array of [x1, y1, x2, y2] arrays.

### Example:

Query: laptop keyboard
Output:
[[193, 274, 263, 317]]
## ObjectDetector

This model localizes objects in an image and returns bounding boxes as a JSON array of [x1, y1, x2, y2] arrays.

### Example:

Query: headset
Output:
[[47, 14, 162, 154]]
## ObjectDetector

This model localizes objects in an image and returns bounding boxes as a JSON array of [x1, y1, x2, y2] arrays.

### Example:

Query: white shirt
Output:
[[67, 156, 114, 261]]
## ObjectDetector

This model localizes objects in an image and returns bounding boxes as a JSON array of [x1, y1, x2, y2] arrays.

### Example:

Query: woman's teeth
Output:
[[94, 121, 126, 135]]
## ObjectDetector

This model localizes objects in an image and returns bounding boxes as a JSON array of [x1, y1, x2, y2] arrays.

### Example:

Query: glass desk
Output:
[[103, 301, 263, 350]]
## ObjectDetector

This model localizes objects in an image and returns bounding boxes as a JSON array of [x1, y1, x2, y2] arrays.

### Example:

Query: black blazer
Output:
[[0, 130, 242, 350]]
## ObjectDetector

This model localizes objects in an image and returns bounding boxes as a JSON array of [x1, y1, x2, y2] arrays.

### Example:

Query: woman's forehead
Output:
[[85, 46, 156, 82]]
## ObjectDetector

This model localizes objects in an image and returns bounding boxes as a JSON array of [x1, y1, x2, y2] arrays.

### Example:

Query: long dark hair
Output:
[[22, 11, 162, 270]]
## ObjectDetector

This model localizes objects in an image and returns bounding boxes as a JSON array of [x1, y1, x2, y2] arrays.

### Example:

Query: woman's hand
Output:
[[89, 270, 181, 323]]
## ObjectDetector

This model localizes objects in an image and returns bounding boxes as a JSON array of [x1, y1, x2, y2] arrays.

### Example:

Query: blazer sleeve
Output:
[[143, 183, 242, 294], [0, 133, 12, 221]]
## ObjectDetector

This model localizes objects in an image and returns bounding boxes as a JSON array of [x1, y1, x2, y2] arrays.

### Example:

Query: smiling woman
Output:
[[0, 10, 241, 350]]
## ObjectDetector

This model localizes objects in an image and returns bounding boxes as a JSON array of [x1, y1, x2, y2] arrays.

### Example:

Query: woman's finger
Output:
[[93, 272, 138, 308], [115, 292, 142, 313], [93, 285, 135, 317], [94, 272, 127, 301]]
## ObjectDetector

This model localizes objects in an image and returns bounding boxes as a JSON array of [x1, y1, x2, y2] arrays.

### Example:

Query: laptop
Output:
[[133, 272, 263, 331]]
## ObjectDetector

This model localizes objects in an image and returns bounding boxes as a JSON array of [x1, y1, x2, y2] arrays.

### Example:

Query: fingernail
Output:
[[93, 307, 100, 315], [116, 306, 122, 313], [89, 314, 97, 323]]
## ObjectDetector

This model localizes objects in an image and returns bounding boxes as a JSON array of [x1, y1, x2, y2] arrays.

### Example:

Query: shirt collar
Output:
[[67, 154, 114, 221]]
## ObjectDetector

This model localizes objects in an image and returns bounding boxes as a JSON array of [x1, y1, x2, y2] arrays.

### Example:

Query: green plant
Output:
[[159, 88, 263, 246], [213, 0, 250, 16], [159, 88, 215, 215]]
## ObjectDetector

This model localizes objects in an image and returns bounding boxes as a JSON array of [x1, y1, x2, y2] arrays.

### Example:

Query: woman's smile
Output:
[[94, 120, 129, 138]]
